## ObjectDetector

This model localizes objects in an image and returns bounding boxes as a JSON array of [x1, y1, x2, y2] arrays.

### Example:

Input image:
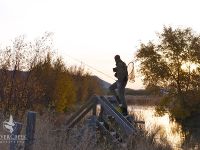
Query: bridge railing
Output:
[[65, 95, 137, 136]]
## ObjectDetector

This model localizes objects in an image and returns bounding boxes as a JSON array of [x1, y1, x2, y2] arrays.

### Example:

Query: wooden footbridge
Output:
[[65, 95, 144, 145]]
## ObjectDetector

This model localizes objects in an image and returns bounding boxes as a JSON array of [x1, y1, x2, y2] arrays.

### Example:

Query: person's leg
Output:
[[109, 81, 121, 104], [118, 81, 128, 115]]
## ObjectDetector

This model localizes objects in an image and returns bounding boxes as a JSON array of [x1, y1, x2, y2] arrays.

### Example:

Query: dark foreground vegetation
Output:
[[0, 111, 173, 150]]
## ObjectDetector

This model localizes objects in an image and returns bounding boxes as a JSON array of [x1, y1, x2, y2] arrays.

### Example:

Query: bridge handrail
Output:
[[66, 95, 137, 136], [96, 96, 137, 135], [65, 96, 97, 129]]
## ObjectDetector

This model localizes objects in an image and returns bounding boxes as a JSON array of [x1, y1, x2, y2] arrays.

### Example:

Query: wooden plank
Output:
[[24, 111, 37, 150], [92, 104, 97, 116], [10, 122, 23, 150], [66, 95, 97, 126], [134, 121, 145, 124], [66, 100, 96, 129]]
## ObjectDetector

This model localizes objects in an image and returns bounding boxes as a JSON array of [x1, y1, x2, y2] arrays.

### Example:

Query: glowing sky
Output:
[[1, 0, 200, 89]]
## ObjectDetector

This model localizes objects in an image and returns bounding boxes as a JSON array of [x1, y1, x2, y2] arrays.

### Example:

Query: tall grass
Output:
[[0, 112, 173, 150], [2, 111, 200, 150], [126, 95, 162, 106], [32, 112, 173, 150]]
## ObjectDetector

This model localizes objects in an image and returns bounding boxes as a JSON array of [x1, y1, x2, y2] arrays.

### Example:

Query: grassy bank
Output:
[[0, 111, 173, 150], [126, 95, 162, 106]]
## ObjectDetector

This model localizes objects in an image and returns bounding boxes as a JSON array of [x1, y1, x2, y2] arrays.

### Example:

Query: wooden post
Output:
[[98, 105, 104, 122], [10, 122, 23, 150], [92, 103, 97, 116], [24, 111, 37, 150]]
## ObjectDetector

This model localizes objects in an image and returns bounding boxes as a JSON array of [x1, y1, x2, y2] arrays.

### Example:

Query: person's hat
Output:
[[114, 55, 120, 60]]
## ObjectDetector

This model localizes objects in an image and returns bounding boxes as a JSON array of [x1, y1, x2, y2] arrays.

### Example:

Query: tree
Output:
[[32, 54, 77, 113], [136, 26, 200, 120], [0, 33, 53, 119], [0, 32, 103, 119]]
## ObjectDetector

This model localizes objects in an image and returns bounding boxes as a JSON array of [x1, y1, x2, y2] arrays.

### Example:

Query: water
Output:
[[129, 105, 184, 149], [97, 103, 199, 149]]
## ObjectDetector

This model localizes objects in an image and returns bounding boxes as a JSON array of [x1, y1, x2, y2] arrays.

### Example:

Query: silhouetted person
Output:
[[109, 55, 128, 116]]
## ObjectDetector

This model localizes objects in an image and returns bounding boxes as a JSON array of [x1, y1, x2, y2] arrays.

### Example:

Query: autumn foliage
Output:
[[0, 33, 102, 119], [136, 26, 200, 121]]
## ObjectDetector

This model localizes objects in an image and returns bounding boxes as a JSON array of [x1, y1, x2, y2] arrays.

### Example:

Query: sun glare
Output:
[[181, 62, 198, 71]]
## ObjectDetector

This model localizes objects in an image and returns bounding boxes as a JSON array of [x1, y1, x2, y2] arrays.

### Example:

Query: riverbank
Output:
[[129, 105, 200, 150], [126, 95, 162, 106]]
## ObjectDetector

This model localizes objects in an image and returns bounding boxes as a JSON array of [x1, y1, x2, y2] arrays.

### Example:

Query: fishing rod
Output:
[[65, 54, 116, 81], [66, 54, 135, 83]]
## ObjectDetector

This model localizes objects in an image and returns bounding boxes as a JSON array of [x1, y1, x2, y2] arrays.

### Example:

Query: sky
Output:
[[1, 0, 200, 89]]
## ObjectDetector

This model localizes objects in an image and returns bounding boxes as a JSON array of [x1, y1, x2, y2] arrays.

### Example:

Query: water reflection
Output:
[[129, 105, 184, 149]]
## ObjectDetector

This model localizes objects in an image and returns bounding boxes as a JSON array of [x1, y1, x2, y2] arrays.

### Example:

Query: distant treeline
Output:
[[0, 33, 102, 119], [125, 88, 150, 95]]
